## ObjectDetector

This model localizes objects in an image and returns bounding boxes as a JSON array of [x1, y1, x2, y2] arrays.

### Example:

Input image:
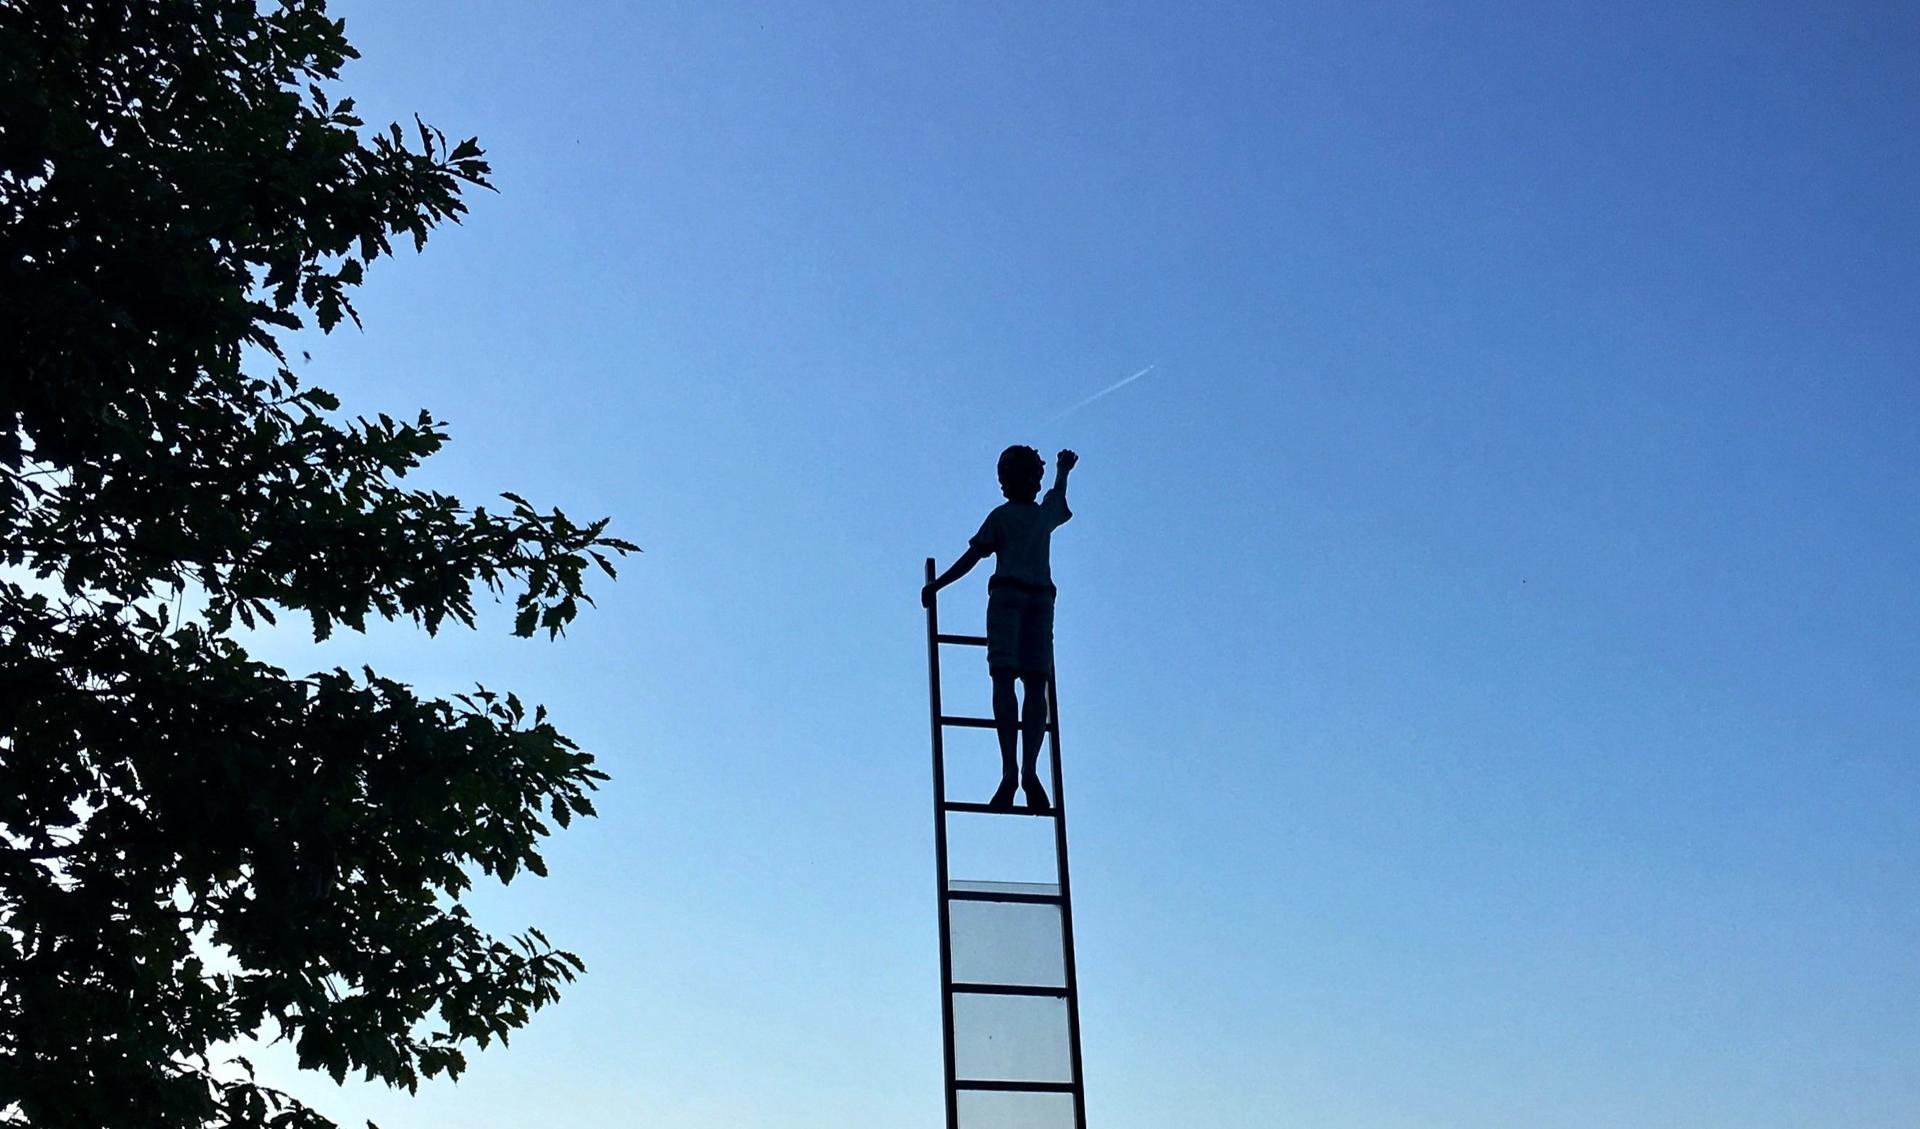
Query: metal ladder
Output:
[[924, 558, 1088, 1129]]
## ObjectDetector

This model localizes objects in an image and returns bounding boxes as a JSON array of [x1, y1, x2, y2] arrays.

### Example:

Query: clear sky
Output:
[[239, 3, 1919, 1126]]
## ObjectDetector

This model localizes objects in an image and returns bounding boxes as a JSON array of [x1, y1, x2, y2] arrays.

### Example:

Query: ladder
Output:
[[923, 558, 1089, 1129]]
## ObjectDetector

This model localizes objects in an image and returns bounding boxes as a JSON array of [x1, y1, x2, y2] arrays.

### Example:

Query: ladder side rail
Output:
[[1048, 668, 1090, 1129], [924, 559, 960, 1129]]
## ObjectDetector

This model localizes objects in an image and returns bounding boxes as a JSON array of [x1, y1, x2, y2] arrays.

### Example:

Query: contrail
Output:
[[1046, 364, 1157, 423]]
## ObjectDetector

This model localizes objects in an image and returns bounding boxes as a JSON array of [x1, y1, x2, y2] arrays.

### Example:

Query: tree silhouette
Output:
[[0, 3, 635, 1126]]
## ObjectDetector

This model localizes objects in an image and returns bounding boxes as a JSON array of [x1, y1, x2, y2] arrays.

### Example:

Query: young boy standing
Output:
[[923, 446, 1078, 811]]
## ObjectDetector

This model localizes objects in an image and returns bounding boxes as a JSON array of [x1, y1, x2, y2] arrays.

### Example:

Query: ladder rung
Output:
[[936, 633, 989, 646], [939, 715, 1059, 731], [947, 888, 1061, 904], [950, 982, 1070, 998], [941, 801, 1058, 818], [938, 715, 997, 729], [954, 1079, 1078, 1093]]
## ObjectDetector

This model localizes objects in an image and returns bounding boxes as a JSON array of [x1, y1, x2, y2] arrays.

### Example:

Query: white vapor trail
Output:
[[1046, 364, 1157, 422]]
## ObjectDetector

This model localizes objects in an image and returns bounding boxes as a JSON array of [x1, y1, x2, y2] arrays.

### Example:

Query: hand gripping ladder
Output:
[[924, 559, 1089, 1129]]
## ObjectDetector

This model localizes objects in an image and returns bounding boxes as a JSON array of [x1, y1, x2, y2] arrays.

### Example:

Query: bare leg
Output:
[[989, 672, 1019, 806], [1019, 674, 1050, 812]]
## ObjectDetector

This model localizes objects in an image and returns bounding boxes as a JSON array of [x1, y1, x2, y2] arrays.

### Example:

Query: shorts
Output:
[[985, 584, 1055, 676]]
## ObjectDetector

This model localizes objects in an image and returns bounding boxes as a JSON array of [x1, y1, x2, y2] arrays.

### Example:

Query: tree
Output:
[[0, 3, 636, 1126]]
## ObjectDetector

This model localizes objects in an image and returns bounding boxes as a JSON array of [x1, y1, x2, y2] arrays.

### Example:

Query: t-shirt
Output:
[[970, 487, 1072, 588]]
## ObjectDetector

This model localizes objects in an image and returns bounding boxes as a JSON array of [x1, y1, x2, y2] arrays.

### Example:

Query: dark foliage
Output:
[[0, 3, 636, 1126]]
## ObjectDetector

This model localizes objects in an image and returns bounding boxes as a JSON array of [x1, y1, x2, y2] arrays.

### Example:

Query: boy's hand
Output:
[[921, 582, 936, 609], [1057, 449, 1078, 472]]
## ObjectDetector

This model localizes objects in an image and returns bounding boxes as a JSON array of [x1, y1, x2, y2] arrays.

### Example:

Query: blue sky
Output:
[[241, 3, 1919, 1126]]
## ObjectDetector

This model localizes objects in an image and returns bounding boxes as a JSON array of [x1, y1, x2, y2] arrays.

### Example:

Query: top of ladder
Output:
[[922, 554, 1089, 1128]]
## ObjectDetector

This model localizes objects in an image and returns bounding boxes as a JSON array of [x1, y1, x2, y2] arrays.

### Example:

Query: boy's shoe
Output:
[[988, 777, 1018, 809], [1022, 773, 1051, 814]]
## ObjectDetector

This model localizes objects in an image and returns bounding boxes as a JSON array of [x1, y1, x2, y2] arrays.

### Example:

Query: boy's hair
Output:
[[996, 445, 1045, 501]]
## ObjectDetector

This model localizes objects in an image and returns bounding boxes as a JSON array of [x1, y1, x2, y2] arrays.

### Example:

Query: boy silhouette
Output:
[[923, 446, 1078, 811]]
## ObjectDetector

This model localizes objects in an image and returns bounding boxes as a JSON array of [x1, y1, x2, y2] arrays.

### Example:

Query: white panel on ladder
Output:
[[949, 900, 1067, 988], [957, 1091, 1078, 1129], [951, 993, 1074, 1083]]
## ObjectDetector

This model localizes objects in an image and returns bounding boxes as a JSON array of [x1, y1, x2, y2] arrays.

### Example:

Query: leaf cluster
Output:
[[0, 4, 634, 1127]]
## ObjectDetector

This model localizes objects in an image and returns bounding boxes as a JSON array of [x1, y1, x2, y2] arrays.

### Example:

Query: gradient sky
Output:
[[235, 3, 1920, 1126]]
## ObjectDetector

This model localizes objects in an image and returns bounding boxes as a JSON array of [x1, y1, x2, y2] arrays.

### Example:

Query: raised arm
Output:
[[922, 544, 988, 608], [1045, 449, 1078, 522]]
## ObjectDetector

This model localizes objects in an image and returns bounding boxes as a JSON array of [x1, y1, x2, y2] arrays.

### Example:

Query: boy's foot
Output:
[[1022, 772, 1051, 813], [988, 776, 1018, 809]]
